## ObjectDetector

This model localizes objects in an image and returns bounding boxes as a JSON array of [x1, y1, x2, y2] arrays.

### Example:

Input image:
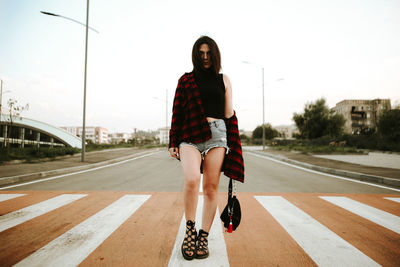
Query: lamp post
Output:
[[242, 61, 284, 150], [41, 1, 98, 162], [152, 89, 168, 145]]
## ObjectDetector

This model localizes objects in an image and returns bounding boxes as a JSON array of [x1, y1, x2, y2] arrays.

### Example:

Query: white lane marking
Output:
[[168, 195, 229, 267], [0, 151, 161, 190], [0, 194, 87, 232], [255, 196, 379, 267], [15, 194, 150, 267], [384, 197, 400, 203], [0, 193, 26, 202], [320, 196, 400, 234], [247, 152, 400, 193]]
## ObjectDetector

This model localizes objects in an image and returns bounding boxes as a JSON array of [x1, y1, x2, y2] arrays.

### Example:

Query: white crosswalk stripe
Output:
[[0, 193, 25, 202], [14, 194, 150, 267], [0, 194, 87, 232], [1, 193, 399, 266], [168, 195, 229, 267], [320, 196, 400, 234], [255, 196, 380, 267], [384, 197, 400, 203]]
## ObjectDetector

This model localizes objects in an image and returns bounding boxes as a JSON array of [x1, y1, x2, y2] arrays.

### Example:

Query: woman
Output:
[[169, 36, 244, 260]]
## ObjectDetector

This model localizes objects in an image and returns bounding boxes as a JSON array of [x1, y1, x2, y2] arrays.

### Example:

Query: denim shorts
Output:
[[179, 119, 229, 159]]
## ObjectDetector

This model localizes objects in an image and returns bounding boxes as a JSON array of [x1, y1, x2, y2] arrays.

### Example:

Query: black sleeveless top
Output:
[[194, 69, 225, 119]]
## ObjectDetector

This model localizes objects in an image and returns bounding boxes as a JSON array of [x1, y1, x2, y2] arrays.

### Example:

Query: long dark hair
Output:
[[192, 36, 221, 75]]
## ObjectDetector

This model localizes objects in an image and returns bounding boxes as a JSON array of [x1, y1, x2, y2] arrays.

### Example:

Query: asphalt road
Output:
[[4, 150, 399, 194], [2, 150, 400, 266]]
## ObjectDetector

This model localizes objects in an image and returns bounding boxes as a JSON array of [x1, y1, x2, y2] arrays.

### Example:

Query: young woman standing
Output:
[[169, 35, 243, 260]]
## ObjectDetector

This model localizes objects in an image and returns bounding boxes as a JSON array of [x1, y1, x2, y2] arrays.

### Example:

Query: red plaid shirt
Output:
[[169, 72, 244, 183]]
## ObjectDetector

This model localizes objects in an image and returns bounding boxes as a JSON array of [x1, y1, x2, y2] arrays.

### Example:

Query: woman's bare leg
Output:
[[179, 145, 202, 222], [201, 147, 226, 232]]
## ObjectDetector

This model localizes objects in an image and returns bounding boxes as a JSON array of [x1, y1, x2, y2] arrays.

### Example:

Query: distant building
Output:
[[274, 125, 298, 139], [332, 99, 391, 134], [108, 132, 132, 144], [61, 126, 109, 144], [79, 127, 109, 144], [62, 127, 77, 136], [158, 127, 170, 144]]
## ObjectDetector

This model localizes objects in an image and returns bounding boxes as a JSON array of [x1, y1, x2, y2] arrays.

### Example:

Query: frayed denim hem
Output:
[[201, 145, 229, 160]]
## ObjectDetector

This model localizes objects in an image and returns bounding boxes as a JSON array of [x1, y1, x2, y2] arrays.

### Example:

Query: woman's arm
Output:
[[223, 74, 234, 118]]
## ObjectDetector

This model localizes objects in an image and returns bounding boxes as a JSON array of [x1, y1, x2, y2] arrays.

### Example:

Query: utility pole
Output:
[[41, 0, 98, 162], [81, 0, 90, 162], [262, 67, 265, 151]]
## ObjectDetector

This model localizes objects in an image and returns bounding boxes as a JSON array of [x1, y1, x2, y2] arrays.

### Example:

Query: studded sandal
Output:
[[195, 229, 209, 259], [181, 220, 197, 260]]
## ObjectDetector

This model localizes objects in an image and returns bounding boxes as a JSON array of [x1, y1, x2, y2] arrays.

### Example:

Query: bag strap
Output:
[[228, 179, 237, 198], [228, 179, 236, 216], [228, 178, 233, 200]]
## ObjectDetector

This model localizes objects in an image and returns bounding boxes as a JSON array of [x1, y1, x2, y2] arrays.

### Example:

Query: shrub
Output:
[[0, 146, 79, 162]]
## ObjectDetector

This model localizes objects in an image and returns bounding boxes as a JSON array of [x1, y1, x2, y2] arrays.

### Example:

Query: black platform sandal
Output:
[[195, 229, 209, 259], [181, 220, 197, 260]]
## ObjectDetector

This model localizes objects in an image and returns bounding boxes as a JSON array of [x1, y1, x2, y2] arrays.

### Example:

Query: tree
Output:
[[5, 98, 29, 153], [252, 124, 279, 140], [293, 98, 345, 139], [377, 109, 400, 142], [327, 112, 346, 137]]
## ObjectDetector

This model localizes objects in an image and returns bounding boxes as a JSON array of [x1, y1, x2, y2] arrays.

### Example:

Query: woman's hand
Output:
[[169, 147, 180, 159]]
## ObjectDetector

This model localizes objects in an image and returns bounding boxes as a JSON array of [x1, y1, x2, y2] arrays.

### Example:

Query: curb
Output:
[[0, 149, 161, 187], [246, 150, 400, 188]]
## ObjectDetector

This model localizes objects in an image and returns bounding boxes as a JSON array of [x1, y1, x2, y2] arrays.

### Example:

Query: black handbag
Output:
[[220, 178, 241, 232]]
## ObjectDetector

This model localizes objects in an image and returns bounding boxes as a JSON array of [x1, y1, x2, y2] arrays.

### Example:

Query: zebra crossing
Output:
[[255, 196, 379, 266], [0, 191, 399, 266]]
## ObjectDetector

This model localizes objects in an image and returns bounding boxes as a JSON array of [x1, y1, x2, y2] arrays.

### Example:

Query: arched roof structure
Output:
[[0, 114, 82, 148]]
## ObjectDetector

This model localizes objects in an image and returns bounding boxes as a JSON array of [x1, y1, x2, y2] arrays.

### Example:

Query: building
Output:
[[158, 127, 170, 144], [61, 126, 109, 144], [1, 115, 81, 148], [274, 125, 298, 139], [332, 99, 391, 134], [62, 127, 77, 135], [78, 127, 109, 144], [108, 132, 132, 144]]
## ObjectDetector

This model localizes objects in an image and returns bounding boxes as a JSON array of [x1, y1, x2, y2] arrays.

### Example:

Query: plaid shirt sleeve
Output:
[[223, 111, 245, 183], [169, 76, 186, 148]]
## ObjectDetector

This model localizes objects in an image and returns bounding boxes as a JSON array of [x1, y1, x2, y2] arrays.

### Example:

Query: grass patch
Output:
[[257, 135, 400, 154], [270, 145, 362, 154], [0, 147, 80, 163], [0, 143, 167, 163], [85, 143, 134, 152]]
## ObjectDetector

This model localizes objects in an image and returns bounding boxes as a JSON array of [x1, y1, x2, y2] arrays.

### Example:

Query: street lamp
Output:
[[40, 11, 99, 33], [152, 89, 168, 145], [242, 61, 284, 151], [41, 1, 98, 162]]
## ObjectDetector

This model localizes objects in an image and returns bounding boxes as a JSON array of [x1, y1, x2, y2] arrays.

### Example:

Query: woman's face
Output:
[[199, 43, 212, 69]]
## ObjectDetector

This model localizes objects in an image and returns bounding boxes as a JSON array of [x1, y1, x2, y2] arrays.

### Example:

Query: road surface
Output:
[[0, 150, 399, 266]]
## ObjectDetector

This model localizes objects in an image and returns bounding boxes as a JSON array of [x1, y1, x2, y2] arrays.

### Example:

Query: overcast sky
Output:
[[1, 0, 399, 133]]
